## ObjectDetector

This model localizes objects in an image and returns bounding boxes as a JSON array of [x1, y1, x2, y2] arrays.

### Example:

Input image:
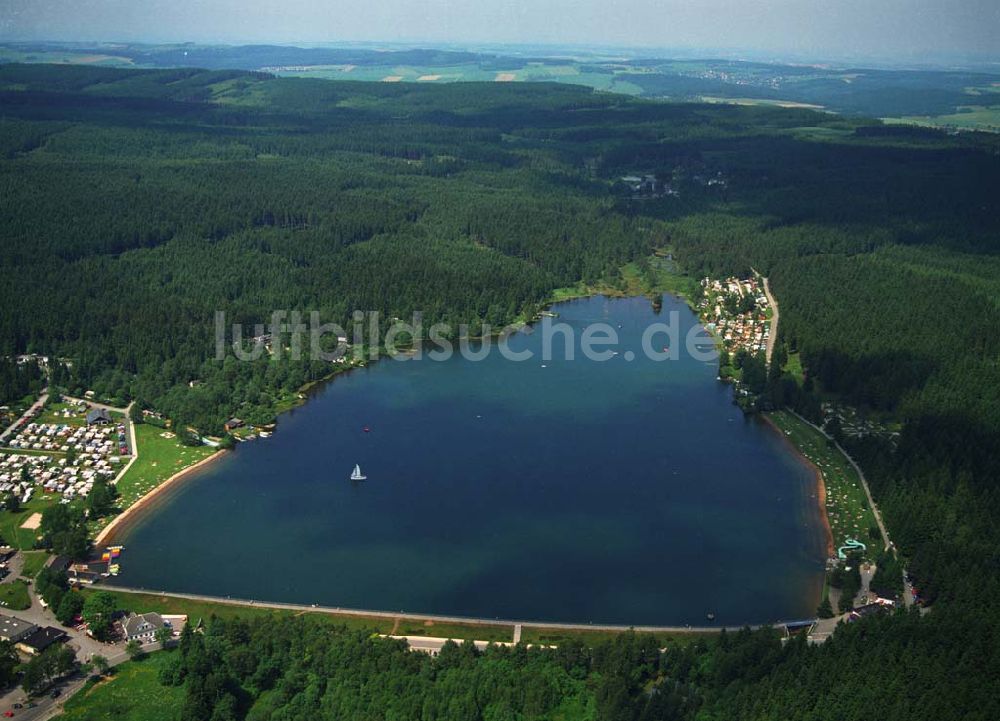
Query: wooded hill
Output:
[[2, 63, 1000, 719]]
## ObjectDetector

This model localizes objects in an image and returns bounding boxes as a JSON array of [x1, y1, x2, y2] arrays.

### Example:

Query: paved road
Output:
[[0, 391, 49, 444], [59, 398, 126, 416], [384, 634, 553, 656], [0, 578, 130, 719], [857, 562, 876, 606], [0, 641, 154, 721], [1, 552, 25, 585], [112, 402, 137, 485], [386, 635, 508, 655], [807, 612, 852, 644], [761, 277, 779, 367]]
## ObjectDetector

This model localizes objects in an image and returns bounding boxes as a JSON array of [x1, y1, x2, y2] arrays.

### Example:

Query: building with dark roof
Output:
[[0, 615, 38, 643], [16, 626, 67, 655], [48, 555, 72, 573], [86, 408, 112, 426]]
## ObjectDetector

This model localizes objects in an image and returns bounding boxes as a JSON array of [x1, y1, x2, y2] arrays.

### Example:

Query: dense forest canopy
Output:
[[2, 63, 1000, 719]]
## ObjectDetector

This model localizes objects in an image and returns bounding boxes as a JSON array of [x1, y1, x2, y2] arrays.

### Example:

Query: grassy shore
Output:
[[79, 588, 520, 641], [81, 588, 392, 631], [766, 409, 876, 556], [520, 625, 707, 647], [113, 424, 216, 510], [550, 251, 698, 307], [82, 588, 717, 646], [85, 588, 522, 640]]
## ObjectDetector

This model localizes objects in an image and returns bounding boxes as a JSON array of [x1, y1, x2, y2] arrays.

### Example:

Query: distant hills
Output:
[[1, 41, 998, 130]]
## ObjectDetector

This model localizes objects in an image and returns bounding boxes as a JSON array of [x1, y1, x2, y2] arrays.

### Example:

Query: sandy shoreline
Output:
[[95, 450, 226, 546], [761, 413, 835, 558]]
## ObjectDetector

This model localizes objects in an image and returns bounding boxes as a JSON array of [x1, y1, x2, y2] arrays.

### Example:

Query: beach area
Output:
[[762, 412, 835, 558], [95, 450, 226, 545]]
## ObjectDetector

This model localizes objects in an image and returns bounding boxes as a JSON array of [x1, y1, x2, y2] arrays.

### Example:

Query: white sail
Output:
[[350, 464, 366, 481]]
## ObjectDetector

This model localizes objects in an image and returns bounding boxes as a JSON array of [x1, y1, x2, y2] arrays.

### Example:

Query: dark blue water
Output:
[[116, 295, 825, 626]]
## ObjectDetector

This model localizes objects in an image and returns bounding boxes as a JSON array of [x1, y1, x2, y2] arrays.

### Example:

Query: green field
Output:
[[113, 424, 217, 510], [0, 47, 135, 68], [884, 105, 1000, 132], [54, 651, 183, 721], [83, 588, 394, 634], [392, 618, 514, 643], [274, 63, 646, 95], [520, 626, 705, 647], [550, 252, 698, 308], [0, 578, 31, 610], [784, 352, 805, 385], [35, 401, 88, 428], [85, 588, 511, 640], [0, 494, 60, 549], [766, 410, 877, 555], [19, 549, 48, 578]]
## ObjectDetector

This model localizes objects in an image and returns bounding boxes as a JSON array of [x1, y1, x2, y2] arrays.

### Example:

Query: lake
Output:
[[114, 294, 826, 626]]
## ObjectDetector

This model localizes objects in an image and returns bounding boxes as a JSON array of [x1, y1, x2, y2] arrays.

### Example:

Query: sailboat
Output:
[[350, 464, 367, 481]]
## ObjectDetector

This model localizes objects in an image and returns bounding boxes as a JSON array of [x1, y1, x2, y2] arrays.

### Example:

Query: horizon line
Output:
[[2, 37, 999, 70]]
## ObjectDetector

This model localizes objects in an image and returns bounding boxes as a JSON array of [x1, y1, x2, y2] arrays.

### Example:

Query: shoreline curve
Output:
[[95, 450, 226, 546], [761, 413, 835, 558], [99, 584, 816, 635]]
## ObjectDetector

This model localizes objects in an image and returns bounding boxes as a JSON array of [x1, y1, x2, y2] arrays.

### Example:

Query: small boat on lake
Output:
[[350, 464, 367, 481]]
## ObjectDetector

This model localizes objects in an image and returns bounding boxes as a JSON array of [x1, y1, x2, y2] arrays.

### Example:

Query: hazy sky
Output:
[[2, 0, 998, 60]]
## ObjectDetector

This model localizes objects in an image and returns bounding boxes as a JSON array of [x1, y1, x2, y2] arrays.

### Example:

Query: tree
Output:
[[52, 645, 76, 677], [40, 504, 90, 559], [86, 479, 118, 518], [20, 656, 47, 695], [738, 352, 768, 394], [82, 591, 121, 642], [89, 654, 110, 676], [20, 645, 76, 695], [55, 591, 85, 626], [54, 524, 89, 560], [35, 566, 68, 610], [817, 597, 834, 619], [3, 492, 19, 513], [125, 639, 144, 660], [154, 625, 173, 647], [0, 641, 17, 689]]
